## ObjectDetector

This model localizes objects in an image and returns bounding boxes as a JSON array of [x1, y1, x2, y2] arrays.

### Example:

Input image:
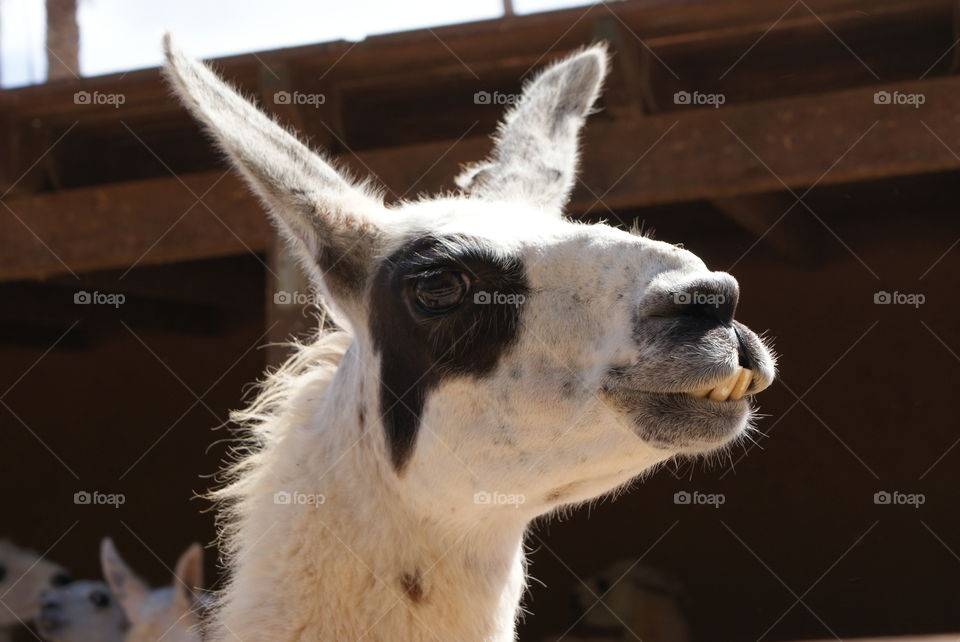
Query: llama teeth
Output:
[[730, 368, 753, 401], [708, 368, 742, 402]]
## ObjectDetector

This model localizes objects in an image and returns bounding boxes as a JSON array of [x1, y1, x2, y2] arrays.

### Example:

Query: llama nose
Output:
[[664, 273, 739, 325]]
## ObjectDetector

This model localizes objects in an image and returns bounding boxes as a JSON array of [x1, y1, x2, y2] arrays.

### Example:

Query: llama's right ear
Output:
[[162, 35, 385, 306], [457, 45, 608, 213], [171, 543, 204, 613], [100, 538, 150, 616]]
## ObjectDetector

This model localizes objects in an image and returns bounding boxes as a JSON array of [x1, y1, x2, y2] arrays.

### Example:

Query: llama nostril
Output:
[[734, 326, 753, 369], [661, 274, 740, 326]]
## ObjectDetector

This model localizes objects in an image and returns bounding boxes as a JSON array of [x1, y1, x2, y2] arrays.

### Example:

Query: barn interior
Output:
[[3, 1, 960, 640]]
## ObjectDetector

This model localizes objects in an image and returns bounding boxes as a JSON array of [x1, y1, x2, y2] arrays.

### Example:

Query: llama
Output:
[[99, 538, 204, 642], [35, 580, 128, 642], [0, 539, 71, 642], [163, 35, 776, 641], [571, 560, 690, 642]]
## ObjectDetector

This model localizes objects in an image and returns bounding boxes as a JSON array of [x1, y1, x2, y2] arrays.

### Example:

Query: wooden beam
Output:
[[0, 170, 268, 282], [259, 65, 317, 366], [712, 193, 828, 265], [5, 74, 960, 281]]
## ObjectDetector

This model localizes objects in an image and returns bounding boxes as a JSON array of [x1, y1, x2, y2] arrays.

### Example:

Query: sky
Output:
[[0, 0, 595, 88]]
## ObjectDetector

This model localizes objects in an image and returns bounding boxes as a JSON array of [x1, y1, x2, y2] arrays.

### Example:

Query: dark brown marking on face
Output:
[[369, 234, 529, 471], [400, 571, 424, 603]]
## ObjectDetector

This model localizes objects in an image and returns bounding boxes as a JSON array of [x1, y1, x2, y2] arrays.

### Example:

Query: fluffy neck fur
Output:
[[209, 330, 528, 641]]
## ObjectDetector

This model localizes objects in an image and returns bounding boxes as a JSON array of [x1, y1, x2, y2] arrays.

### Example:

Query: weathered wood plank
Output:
[[5, 74, 960, 281]]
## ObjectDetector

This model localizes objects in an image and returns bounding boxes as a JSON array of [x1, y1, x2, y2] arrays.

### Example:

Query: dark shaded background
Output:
[[4, 171, 960, 641]]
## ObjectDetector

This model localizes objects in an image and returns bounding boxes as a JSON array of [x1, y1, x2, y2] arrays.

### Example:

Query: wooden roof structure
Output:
[[3, 0, 960, 282]]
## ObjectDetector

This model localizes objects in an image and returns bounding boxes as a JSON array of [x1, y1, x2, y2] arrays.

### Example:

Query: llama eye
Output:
[[90, 590, 111, 608], [414, 271, 468, 314]]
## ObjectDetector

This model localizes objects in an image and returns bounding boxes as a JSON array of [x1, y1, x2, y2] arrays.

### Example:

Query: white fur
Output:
[[0, 539, 69, 639], [161, 36, 777, 641], [36, 581, 127, 642], [100, 539, 205, 642]]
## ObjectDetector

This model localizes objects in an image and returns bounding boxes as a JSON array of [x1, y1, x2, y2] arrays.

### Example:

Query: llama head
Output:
[[164, 37, 775, 521], [0, 539, 72, 626], [36, 580, 129, 642], [100, 538, 204, 642]]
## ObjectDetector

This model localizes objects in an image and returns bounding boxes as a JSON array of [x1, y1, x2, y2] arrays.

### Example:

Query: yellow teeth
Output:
[[692, 367, 753, 402], [730, 368, 753, 401]]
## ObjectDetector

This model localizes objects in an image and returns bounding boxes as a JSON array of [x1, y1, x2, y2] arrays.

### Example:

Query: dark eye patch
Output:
[[370, 234, 528, 471]]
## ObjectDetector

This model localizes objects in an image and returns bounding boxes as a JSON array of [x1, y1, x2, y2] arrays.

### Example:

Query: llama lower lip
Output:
[[602, 387, 751, 451]]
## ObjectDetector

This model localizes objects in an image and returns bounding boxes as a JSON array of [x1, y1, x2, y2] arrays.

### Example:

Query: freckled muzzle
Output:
[[602, 289, 776, 453]]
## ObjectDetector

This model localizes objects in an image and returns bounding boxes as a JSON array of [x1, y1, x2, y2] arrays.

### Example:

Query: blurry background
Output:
[[2, 1, 960, 641]]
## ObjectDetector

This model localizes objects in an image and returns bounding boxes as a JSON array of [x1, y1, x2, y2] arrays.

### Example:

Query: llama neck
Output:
[[213, 352, 528, 641]]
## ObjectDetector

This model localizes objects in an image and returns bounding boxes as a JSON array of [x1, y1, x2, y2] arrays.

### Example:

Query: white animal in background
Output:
[[572, 560, 690, 642], [100, 538, 204, 642], [35, 580, 128, 642], [0, 539, 72, 642], [163, 32, 776, 641]]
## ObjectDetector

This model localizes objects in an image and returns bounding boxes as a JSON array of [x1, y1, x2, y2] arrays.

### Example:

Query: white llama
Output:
[[35, 580, 128, 642], [99, 539, 204, 642], [163, 35, 776, 641], [0, 539, 71, 642]]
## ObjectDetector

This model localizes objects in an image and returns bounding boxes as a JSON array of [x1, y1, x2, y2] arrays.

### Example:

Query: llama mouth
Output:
[[686, 366, 753, 402], [601, 376, 754, 452]]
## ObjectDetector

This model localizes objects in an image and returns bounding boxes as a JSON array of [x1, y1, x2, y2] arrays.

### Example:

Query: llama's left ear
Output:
[[457, 45, 608, 212], [171, 543, 203, 613], [162, 35, 386, 310], [100, 538, 150, 616]]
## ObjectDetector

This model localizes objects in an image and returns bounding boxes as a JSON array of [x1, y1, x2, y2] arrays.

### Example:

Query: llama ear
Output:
[[171, 543, 203, 612], [457, 45, 608, 212], [100, 538, 150, 616], [162, 34, 385, 306]]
